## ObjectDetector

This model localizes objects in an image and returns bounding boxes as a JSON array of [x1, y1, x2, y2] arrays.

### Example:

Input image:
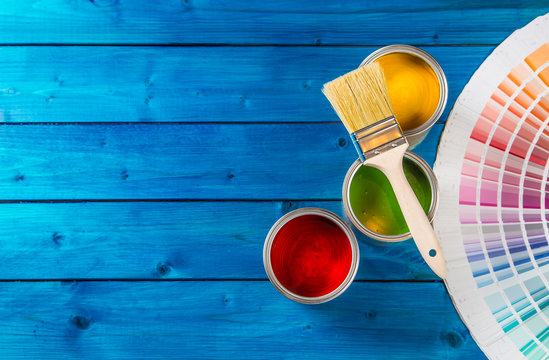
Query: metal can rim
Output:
[[360, 44, 448, 138], [342, 152, 439, 242], [263, 207, 360, 304]]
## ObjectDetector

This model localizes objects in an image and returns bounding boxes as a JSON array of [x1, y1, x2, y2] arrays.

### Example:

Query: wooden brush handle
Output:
[[366, 145, 447, 279]]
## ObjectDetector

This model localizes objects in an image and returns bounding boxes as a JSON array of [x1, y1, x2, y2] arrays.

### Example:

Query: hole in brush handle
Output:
[[429, 249, 437, 257]]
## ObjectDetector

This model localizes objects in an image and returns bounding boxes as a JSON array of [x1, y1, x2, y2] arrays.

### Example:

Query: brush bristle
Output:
[[322, 62, 394, 133]]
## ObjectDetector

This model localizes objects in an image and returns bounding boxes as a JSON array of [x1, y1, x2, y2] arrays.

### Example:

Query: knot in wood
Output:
[[71, 315, 91, 330], [442, 330, 464, 348], [156, 262, 171, 276]]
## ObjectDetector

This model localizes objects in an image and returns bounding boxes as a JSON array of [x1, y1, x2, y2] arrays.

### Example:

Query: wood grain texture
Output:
[[0, 281, 484, 359], [0, 1, 517, 358], [0, 46, 489, 123], [0, 1, 545, 45], [0, 201, 437, 280], [0, 123, 442, 200]]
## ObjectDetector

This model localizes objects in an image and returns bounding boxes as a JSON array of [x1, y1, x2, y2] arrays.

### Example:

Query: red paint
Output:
[[270, 214, 353, 298]]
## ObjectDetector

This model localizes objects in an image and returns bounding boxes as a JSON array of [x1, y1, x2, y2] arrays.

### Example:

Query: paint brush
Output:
[[322, 62, 446, 279]]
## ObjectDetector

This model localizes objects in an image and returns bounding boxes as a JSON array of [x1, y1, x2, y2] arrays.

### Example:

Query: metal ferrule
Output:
[[351, 116, 408, 162]]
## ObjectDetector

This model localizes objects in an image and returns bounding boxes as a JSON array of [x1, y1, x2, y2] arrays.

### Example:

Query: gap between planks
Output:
[[0, 199, 343, 203], [0, 121, 446, 125], [0, 278, 442, 283], [0, 43, 502, 47]]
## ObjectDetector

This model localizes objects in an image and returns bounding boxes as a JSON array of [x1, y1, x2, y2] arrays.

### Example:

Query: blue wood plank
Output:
[[0, 281, 485, 359], [0, 1, 530, 359], [0, 123, 441, 200], [0, 200, 438, 280], [0, 1, 543, 45], [0, 46, 489, 123]]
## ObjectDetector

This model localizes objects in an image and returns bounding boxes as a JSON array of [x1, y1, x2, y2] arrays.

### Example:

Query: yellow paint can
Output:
[[361, 45, 447, 148]]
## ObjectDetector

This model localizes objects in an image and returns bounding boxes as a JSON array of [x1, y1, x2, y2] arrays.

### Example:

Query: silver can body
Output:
[[360, 45, 448, 149], [342, 152, 439, 242], [263, 207, 359, 304]]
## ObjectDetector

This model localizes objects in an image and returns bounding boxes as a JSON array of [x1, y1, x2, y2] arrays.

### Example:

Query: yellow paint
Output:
[[375, 52, 440, 132]]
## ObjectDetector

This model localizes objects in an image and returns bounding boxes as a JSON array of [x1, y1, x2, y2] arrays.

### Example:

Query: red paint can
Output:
[[263, 208, 359, 304]]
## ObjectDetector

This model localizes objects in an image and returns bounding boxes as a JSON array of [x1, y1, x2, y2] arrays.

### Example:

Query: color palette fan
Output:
[[434, 13, 549, 360]]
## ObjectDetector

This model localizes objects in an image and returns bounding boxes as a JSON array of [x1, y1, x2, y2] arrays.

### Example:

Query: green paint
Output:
[[349, 157, 432, 236]]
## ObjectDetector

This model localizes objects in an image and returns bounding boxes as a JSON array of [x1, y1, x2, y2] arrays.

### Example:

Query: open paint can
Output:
[[361, 45, 447, 148], [263, 208, 359, 304], [343, 152, 438, 242]]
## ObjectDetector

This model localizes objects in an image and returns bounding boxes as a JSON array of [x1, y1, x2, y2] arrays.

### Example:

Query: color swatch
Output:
[[435, 14, 549, 360]]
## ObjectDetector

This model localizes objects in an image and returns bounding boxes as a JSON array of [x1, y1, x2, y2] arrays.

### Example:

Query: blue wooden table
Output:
[[1, 1, 548, 359]]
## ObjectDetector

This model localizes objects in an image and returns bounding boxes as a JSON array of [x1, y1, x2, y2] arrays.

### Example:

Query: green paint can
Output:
[[342, 152, 438, 242]]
